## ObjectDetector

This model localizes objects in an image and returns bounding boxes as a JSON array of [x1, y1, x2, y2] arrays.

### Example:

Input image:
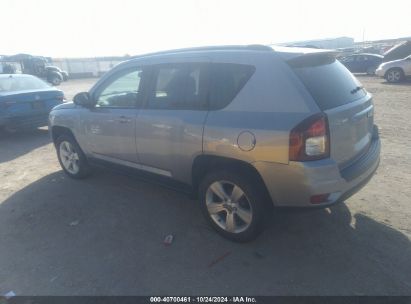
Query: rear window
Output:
[[289, 55, 366, 111], [0, 76, 49, 93], [208, 63, 255, 110]]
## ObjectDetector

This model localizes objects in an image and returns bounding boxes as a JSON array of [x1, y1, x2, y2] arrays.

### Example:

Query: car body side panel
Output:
[[81, 107, 139, 163]]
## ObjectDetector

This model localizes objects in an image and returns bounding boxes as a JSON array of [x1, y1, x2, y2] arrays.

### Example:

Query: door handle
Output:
[[118, 116, 132, 123]]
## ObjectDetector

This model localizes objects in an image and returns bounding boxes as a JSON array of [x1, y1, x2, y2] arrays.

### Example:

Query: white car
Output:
[[375, 55, 411, 83]]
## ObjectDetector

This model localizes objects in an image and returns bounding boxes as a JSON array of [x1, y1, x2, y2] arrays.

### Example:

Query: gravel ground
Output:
[[0, 76, 410, 296]]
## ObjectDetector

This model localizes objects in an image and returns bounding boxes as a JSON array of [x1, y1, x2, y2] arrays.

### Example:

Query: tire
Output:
[[51, 75, 62, 85], [55, 134, 91, 179], [199, 170, 271, 242], [366, 67, 376, 75], [385, 68, 404, 83], [47, 71, 63, 86]]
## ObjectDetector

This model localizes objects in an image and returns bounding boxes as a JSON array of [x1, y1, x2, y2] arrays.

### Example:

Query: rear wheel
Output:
[[366, 66, 376, 75], [56, 134, 91, 179], [51, 75, 62, 85], [47, 71, 63, 86], [199, 170, 270, 242], [385, 68, 404, 83]]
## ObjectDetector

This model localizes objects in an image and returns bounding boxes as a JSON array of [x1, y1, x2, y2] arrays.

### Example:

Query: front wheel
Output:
[[199, 170, 271, 242], [56, 134, 91, 179], [385, 68, 404, 83]]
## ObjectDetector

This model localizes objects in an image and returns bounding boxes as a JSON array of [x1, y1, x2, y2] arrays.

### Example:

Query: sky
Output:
[[1, 0, 410, 58]]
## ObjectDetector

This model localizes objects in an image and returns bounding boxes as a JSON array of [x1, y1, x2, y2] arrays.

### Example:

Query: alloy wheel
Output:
[[59, 141, 80, 174], [387, 70, 401, 82], [205, 181, 253, 233]]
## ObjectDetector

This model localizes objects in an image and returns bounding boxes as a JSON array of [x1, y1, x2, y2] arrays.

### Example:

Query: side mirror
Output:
[[73, 92, 95, 108]]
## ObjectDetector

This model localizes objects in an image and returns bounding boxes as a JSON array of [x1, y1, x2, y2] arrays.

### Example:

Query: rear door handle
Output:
[[118, 116, 132, 123]]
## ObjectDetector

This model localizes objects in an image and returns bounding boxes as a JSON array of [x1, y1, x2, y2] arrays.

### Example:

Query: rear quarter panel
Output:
[[203, 52, 319, 165]]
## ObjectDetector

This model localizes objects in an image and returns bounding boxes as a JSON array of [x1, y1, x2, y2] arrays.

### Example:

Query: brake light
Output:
[[289, 113, 330, 161], [310, 193, 330, 204]]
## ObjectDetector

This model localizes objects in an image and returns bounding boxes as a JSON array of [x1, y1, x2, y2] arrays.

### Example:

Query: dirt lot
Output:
[[0, 76, 410, 296]]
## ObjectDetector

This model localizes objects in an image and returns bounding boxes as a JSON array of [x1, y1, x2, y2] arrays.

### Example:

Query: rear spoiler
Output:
[[271, 46, 340, 62]]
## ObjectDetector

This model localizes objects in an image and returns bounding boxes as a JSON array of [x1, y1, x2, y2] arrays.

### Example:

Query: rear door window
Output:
[[146, 63, 208, 110], [208, 63, 255, 110], [289, 55, 366, 111]]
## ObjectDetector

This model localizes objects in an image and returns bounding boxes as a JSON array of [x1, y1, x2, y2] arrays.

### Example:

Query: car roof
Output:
[[126, 44, 338, 62]]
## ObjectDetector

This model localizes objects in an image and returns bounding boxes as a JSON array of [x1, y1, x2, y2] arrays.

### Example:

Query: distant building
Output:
[[51, 56, 129, 78]]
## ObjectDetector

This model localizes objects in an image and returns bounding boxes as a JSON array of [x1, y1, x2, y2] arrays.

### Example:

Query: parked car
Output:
[[46, 66, 69, 81], [49, 45, 380, 242], [339, 53, 383, 75], [383, 40, 411, 62], [0, 54, 67, 85], [0, 74, 65, 131], [375, 55, 411, 83]]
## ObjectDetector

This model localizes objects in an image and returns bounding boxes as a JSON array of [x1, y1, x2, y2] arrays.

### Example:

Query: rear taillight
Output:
[[289, 113, 330, 161], [57, 95, 66, 102], [310, 193, 330, 204]]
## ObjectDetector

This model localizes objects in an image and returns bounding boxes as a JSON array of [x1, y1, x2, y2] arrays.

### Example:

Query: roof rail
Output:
[[129, 44, 273, 59]]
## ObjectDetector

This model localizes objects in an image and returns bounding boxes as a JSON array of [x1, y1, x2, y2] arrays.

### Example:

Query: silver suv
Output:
[[49, 45, 380, 242]]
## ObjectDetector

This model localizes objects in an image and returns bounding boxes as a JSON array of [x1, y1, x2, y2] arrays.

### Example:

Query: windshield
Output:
[[0, 75, 50, 93], [289, 55, 366, 111]]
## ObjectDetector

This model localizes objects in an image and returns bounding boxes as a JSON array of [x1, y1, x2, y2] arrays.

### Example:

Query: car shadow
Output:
[[381, 78, 411, 86], [0, 170, 410, 295], [0, 128, 51, 164]]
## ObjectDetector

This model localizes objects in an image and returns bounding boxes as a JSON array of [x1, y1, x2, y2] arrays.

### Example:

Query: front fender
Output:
[[49, 106, 89, 154]]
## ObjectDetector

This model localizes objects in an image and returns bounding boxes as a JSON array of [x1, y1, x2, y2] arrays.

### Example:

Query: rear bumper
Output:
[[254, 128, 381, 208]]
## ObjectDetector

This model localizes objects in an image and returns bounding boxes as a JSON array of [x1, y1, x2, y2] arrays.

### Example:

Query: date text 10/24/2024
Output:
[[150, 297, 257, 303]]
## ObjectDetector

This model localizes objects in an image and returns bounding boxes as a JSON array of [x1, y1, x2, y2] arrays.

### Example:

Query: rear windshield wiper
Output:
[[350, 86, 363, 94]]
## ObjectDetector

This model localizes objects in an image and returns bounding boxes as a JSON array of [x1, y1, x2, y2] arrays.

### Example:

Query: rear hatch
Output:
[[288, 54, 374, 168]]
